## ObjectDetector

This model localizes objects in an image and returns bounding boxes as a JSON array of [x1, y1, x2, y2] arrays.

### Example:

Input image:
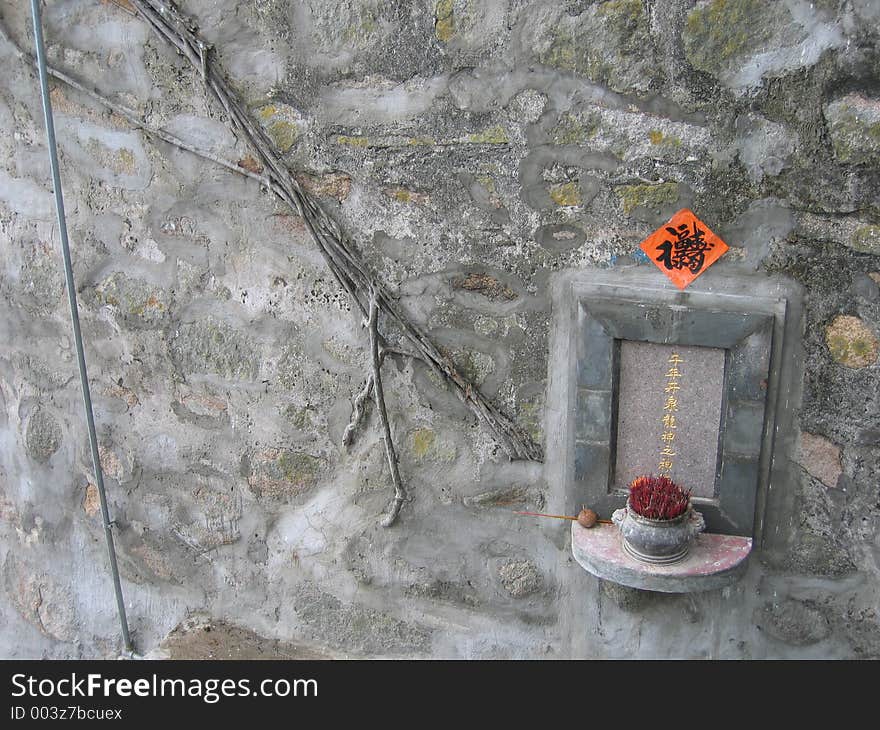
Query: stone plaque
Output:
[[614, 341, 725, 498]]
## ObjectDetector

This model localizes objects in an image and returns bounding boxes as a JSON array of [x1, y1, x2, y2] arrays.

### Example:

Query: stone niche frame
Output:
[[546, 268, 802, 544]]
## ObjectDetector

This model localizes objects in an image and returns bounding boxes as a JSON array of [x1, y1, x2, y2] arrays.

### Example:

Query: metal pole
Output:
[[29, 0, 133, 654]]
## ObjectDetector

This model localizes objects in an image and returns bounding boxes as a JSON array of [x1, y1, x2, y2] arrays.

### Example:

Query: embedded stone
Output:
[[785, 532, 855, 578], [98, 444, 128, 482], [245, 448, 322, 500], [17, 241, 64, 315], [256, 103, 306, 152], [462, 485, 544, 509], [462, 126, 510, 145], [498, 559, 542, 598], [548, 181, 582, 207], [850, 225, 880, 255], [384, 186, 431, 205], [54, 118, 152, 190], [169, 318, 260, 380], [825, 94, 880, 166], [4, 555, 76, 642], [25, 408, 61, 463], [682, 0, 799, 86], [756, 599, 830, 646], [247, 534, 269, 565], [157, 616, 332, 660], [293, 582, 431, 655], [434, 0, 455, 42], [796, 432, 842, 489], [297, 171, 352, 202], [408, 428, 456, 463], [825, 315, 879, 368], [237, 155, 263, 174], [93, 273, 169, 329], [174, 481, 243, 550], [177, 390, 228, 418], [452, 272, 517, 301], [535, 0, 660, 94], [450, 350, 495, 387], [599, 579, 651, 611], [83, 482, 101, 518], [550, 112, 598, 145]]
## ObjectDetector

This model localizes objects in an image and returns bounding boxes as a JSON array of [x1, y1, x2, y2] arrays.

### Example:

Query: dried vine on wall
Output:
[[1, 0, 543, 527]]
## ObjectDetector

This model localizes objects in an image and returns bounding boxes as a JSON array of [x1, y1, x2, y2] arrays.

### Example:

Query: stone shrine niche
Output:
[[551, 270, 799, 540], [547, 270, 803, 592]]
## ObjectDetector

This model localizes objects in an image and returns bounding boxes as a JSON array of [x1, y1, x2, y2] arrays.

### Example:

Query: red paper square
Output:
[[639, 209, 729, 290]]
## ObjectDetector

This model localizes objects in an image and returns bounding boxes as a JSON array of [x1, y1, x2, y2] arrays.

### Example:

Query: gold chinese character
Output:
[[666, 366, 682, 379], [663, 396, 678, 411], [668, 354, 684, 364], [662, 413, 677, 429], [661, 431, 675, 442], [658, 458, 673, 472], [660, 446, 676, 457], [664, 381, 681, 394]]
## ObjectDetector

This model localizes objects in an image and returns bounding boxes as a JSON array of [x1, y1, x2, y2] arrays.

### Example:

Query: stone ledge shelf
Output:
[[572, 522, 752, 593]]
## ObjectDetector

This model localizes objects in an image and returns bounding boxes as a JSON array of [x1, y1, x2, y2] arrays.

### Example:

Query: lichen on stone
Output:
[[648, 129, 682, 148], [245, 448, 322, 500], [825, 315, 879, 369], [256, 103, 305, 152], [94, 272, 168, 329], [683, 0, 780, 76], [169, 318, 260, 380], [825, 94, 880, 165], [536, 0, 659, 94], [851, 225, 880, 255], [548, 181, 582, 207], [408, 428, 456, 463], [451, 349, 495, 387], [434, 0, 455, 42], [616, 182, 679, 214], [463, 125, 510, 145], [335, 135, 370, 147]]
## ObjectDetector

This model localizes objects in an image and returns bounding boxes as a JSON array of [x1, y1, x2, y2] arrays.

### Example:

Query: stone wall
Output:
[[0, 0, 878, 659]]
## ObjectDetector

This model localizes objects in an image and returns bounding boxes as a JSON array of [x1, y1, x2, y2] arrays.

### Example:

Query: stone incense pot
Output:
[[612, 501, 705, 565]]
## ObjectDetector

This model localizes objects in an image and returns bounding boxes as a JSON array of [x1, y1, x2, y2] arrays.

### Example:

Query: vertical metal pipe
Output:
[[29, 0, 133, 654]]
